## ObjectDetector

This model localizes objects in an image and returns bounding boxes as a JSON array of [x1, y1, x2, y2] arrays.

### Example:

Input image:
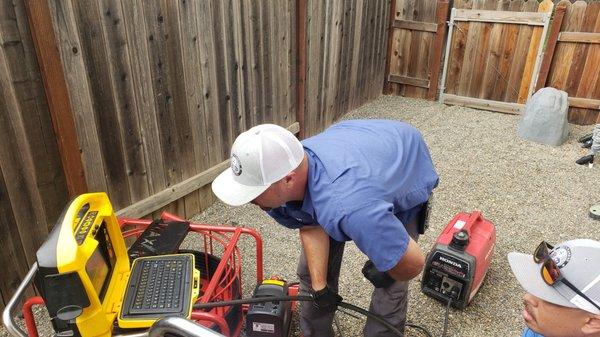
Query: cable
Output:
[[442, 297, 452, 337], [406, 323, 433, 337], [193, 295, 433, 337], [193, 295, 313, 310], [337, 306, 362, 320], [337, 301, 405, 336]]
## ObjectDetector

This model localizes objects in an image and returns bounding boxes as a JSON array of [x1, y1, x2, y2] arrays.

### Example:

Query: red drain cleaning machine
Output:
[[3, 193, 495, 337], [421, 211, 496, 309], [3, 193, 285, 337]]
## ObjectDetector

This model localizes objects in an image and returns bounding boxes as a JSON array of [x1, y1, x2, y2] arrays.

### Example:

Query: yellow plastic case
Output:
[[117, 254, 201, 328], [35, 193, 200, 336]]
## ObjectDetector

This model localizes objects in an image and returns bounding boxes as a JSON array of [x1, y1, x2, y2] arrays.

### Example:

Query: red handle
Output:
[[460, 211, 482, 234]]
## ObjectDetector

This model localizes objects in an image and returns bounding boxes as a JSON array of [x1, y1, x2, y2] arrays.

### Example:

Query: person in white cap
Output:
[[508, 239, 600, 337], [212, 119, 439, 337]]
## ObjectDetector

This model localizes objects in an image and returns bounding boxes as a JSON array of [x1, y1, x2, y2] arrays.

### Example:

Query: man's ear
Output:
[[283, 171, 295, 184], [581, 314, 600, 335]]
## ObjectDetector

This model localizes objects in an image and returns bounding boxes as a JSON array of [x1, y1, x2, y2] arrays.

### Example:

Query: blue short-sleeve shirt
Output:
[[268, 120, 439, 271]]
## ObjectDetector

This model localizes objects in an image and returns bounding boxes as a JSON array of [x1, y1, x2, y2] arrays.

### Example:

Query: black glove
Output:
[[362, 260, 395, 289], [312, 286, 342, 313]]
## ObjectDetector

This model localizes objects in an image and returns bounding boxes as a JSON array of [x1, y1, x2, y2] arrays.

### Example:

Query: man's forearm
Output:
[[299, 225, 330, 290]]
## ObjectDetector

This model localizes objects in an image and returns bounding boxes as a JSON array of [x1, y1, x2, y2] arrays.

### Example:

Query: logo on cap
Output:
[[231, 154, 242, 176], [550, 246, 571, 268]]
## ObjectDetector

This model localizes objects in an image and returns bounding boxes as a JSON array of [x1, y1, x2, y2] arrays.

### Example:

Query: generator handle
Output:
[[2, 262, 38, 337], [147, 317, 225, 337], [460, 211, 482, 234]]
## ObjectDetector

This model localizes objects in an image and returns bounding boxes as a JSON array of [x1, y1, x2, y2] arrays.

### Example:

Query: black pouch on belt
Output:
[[417, 199, 432, 235]]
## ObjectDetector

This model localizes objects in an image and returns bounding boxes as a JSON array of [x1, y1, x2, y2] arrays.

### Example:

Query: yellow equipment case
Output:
[[35, 193, 200, 337]]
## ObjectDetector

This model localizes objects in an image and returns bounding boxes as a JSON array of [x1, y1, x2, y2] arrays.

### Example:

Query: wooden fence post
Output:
[[534, 4, 567, 92], [427, 0, 450, 100], [296, 0, 307, 139], [23, 0, 87, 196]]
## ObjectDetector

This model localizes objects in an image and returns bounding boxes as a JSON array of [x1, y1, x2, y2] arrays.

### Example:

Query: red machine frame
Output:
[[17, 212, 266, 337]]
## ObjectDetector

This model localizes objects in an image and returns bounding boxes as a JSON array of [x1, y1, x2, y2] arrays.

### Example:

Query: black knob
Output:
[[450, 230, 469, 251]]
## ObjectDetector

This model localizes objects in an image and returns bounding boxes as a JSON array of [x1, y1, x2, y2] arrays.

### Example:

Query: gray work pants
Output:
[[297, 215, 420, 337]]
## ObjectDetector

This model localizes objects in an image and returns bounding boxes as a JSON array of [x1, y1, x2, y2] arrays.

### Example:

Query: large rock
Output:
[[518, 87, 569, 146]]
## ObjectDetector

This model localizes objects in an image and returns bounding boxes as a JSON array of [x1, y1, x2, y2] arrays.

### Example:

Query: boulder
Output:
[[517, 87, 569, 146]]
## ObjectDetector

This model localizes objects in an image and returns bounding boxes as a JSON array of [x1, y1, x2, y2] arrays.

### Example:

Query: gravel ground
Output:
[[3, 95, 598, 337]]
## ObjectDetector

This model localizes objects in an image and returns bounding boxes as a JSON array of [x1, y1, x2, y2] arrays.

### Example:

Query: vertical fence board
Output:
[[504, 19, 533, 103], [0, 17, 49, 266], [259, 2, 273, 126], [222, 0, 242, 145], [143, 0, 187, 214], [568, 2, 598, 123], [517, 0, 553, 103], [457, 21, 482, 96], [177, 0, 210, 217], [8, 0, 69, 223], [468, 22, 492, 98], [98, 0, 150, 203], [120, 0, 167, 196], [0, 171, 36, 308], [549, 1, 584, 90], [49, 0, 109, 192], [490, 21, 519, 101], [349, 0, 365, 107], [446, 21, 470, 95], [536, 2, 568, 92], [428, 0, 450, 100], [479, 14, 504, 99], [73, 1, 131, 207]]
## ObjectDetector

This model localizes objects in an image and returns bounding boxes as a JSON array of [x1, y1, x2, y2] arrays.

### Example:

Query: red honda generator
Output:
[[421, 211, 496, 309]]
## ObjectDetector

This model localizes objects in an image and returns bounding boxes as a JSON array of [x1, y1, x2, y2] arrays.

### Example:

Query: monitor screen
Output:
[[85, 221, 115, 301]]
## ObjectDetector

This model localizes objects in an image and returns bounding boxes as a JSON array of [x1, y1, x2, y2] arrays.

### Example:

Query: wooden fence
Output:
[[0, 0, 389, 310], [303, 0, 390, 137], [537, 1, 600, 124], [386, 0, 600, 124], [0, 0, 69, 310]]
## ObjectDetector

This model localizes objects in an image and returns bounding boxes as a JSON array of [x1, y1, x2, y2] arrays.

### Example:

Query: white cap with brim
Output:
[[211, 124, 305, 207], [508, 239, 600, 315], [212, 169, 270, 207]]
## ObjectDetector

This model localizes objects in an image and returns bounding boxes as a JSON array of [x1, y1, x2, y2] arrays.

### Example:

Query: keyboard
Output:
[[121, 254, 193, 317]]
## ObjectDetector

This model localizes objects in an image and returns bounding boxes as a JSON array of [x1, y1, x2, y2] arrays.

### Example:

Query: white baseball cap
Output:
[[508, 239, 600, 314], [211, 124, 304, 206]]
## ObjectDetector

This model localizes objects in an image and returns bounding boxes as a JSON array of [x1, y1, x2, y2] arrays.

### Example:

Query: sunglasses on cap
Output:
[[534, 241, 600, 311]]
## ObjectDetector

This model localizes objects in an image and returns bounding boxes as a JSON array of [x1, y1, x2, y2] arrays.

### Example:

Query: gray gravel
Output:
[[3, 95, 598, 337]]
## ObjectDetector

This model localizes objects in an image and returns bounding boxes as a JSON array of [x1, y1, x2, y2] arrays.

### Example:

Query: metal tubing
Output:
[[439, 8, 456, 103], [147, 317, 225, 337], [23, 297, 45, 337], [200, 228, 243, 303], [2, 263, 38, 337]]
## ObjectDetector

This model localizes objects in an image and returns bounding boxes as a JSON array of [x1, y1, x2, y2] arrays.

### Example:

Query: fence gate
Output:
[[438, 0, 554, 114], [384, 0, 450, 100]]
